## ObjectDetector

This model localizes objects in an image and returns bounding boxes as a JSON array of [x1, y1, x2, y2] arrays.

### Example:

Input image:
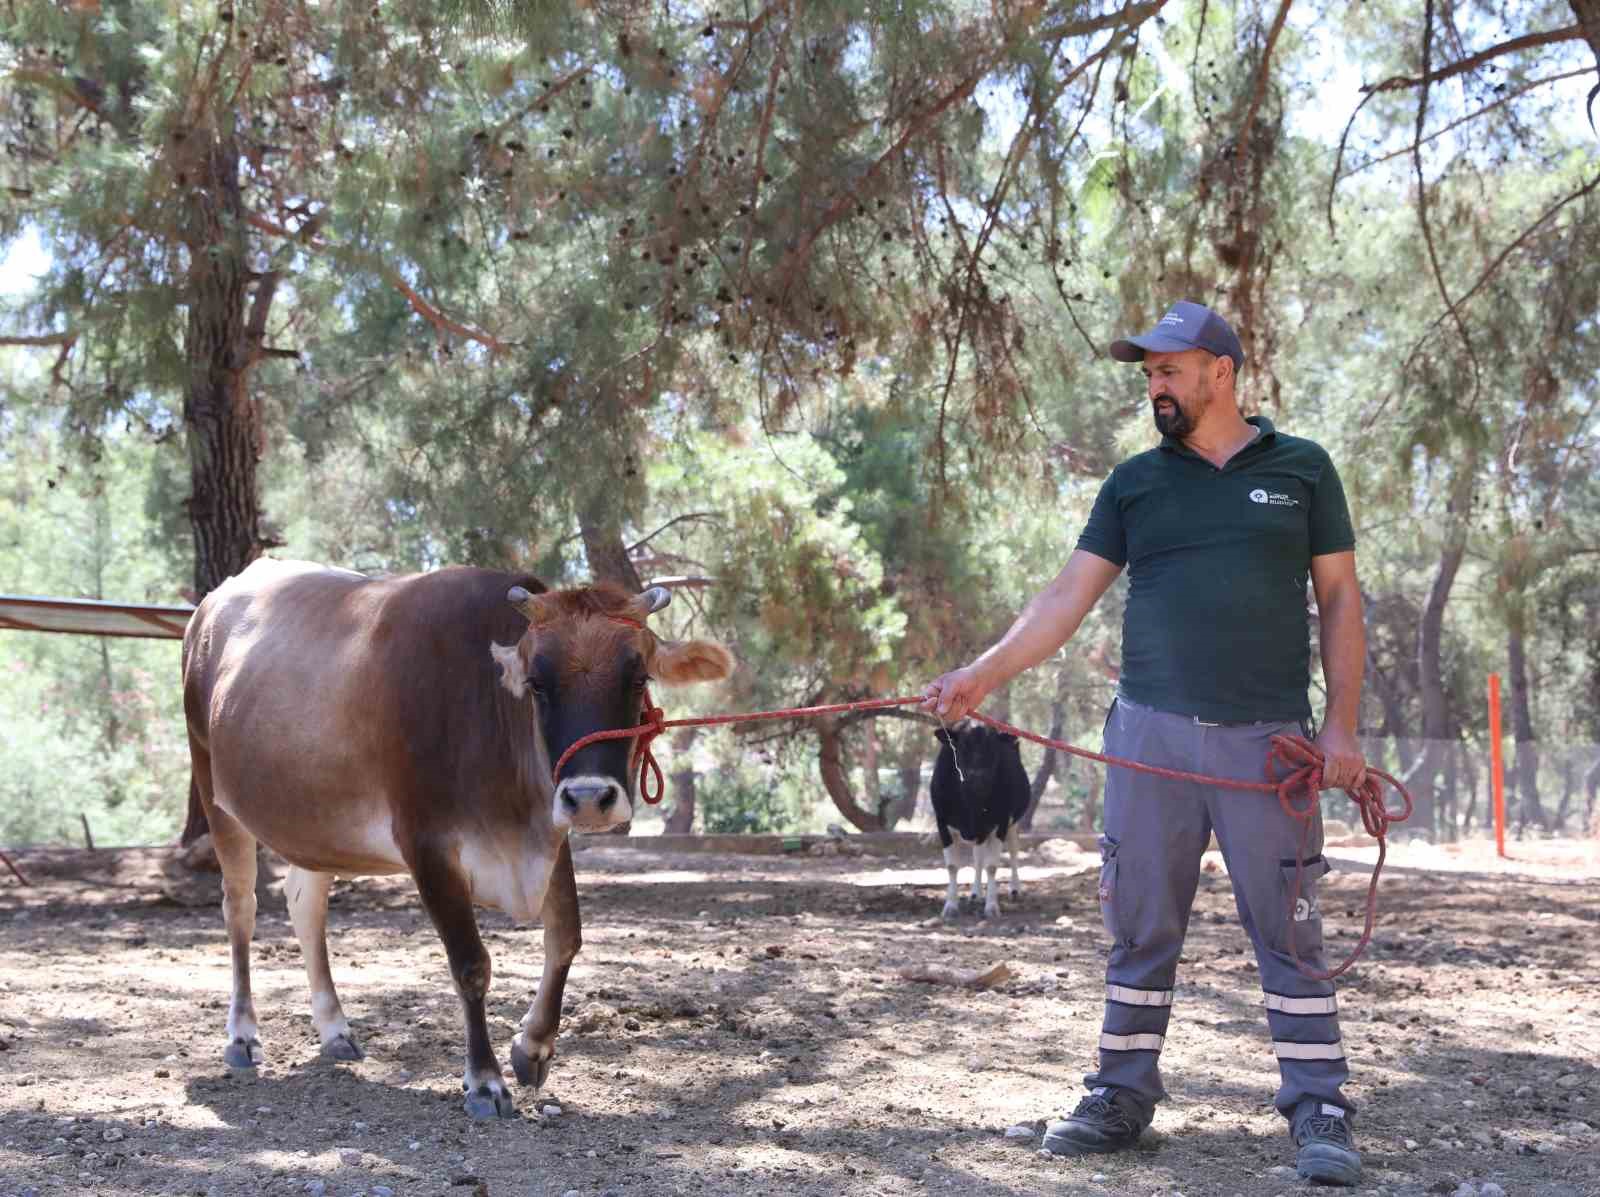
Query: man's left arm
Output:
[[1309, 550, 1368, 791]]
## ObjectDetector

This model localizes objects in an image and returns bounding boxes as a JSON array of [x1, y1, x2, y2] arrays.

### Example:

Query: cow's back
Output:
[[183, 560, 544, 875]]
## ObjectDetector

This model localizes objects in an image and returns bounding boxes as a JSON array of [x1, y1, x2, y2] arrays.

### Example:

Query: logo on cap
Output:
[[1249, 489, 1268, 504]]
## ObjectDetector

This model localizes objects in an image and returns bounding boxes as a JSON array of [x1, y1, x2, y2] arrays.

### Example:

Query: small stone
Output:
[[102, 1128, 125, 1142], [255, 1105, 273, 1114], [561, 1191, 581, 1197], [339, 1149, 363, 1167], [351, 1121, 368, 1132], [1559, 1120, 1592, 1133], [1468, 1130, 1495, 1147], [1428, 1137, 1452, 1149], [1555, 1073, 1584, 1088], [408, 1139, 422, 1151], [585, 1149, 598, 1159], [1513, 1084, 1533, 1097], [1091, 1175, 1106, 1183], [372, 1188, 393, 1197], [541, 1104, 563, 1118], [1268, 1164, 1297, 1176], [1451, 1184, 1477, 1197], [303, 1182, 326, 1197], [1004, 1123, 1034, 1139], [1478, 1185, 1506, 1197], [1534, 1141, 1556, 1154], [1403, 1139, 1419, 1151], [624, 1018, 641, 1032], [154, 1068, 170, 1078]]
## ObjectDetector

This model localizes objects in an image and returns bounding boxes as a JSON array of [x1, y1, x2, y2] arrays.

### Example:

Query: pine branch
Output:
[[1235, 0, 1293, 166], [1411, 0, 1481, 403], [626, 512, 724, 554], [244, 211, 508, 354], [1339, 68, 1593, 179], [1360, 24, 1584, 96]]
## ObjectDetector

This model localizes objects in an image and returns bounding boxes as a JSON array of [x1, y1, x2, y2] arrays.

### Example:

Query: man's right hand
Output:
[[921, 665, 992, 723]]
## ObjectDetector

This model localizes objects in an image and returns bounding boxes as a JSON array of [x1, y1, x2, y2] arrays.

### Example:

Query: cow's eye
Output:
[[632, 673, 651, 691]]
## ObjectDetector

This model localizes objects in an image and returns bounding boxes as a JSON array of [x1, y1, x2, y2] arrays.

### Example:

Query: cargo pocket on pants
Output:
[[1274, 855, 1331, 952], [1098, 834, 1123, 944]]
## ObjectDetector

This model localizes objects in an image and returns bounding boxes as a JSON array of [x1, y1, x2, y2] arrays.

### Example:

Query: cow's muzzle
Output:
[[553, 775, 632, 832]]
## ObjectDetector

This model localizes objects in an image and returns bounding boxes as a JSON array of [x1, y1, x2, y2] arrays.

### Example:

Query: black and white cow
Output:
[[930, 722, 1030, 920]]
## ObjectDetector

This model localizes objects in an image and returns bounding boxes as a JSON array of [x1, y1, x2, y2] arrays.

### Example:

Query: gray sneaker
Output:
[[1042, 1088, 1146, 1156], [1294, 1107, 1361, 1186]]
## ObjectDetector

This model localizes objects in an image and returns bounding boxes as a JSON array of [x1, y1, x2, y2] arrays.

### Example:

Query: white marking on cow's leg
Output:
[[970, 841, 984, 904], [982, 836, 1002, 919], [941, 842, 962, 921], [1007, 822, 1023, 899], [512, 841, 580, 1091], [285, 866, 362, 1061], [210, 808, 262, 1068]]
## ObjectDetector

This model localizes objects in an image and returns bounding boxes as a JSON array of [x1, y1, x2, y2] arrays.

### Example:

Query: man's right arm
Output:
[[921, 549, 1123, 721]]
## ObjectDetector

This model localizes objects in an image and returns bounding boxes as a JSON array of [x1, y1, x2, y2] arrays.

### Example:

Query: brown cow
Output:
[[182, 558, 732, 1118]]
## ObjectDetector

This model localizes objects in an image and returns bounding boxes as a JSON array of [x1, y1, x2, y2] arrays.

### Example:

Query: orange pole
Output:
[[1488, 673, 1506, 858]]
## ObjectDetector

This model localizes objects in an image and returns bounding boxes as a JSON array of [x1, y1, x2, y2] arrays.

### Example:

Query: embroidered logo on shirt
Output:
[[1249, 488, 1300, 507]]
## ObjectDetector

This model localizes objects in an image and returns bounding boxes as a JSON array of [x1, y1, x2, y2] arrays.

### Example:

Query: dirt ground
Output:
[[1, 835, 1596, 1197]]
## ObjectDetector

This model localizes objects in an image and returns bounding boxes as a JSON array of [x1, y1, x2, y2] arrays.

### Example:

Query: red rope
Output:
[[552, 693, 1412, 980]]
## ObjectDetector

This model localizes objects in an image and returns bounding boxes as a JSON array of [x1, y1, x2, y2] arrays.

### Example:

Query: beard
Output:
[[1152, 394, 1195, 439]]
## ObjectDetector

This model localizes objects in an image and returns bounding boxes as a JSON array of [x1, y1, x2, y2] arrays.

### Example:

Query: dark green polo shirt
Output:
[[1075, 416, 1355, 723]]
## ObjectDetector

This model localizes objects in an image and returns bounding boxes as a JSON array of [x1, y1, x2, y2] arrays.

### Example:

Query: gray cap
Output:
[[1109, 300, 1245, 372]]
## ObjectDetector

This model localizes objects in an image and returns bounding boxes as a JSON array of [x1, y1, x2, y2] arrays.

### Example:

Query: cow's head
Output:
[[934, 722, 1020, 785], [490, 583, 733, 832]]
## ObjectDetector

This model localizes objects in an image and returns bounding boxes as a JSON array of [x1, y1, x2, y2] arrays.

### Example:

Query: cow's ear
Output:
[[653, 638, 734, 685], [489, 642, 528, 698], [508, 585, 554, 625]]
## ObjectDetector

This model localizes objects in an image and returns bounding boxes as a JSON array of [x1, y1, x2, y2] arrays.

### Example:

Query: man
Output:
[[921, 301, 1368, 1186]]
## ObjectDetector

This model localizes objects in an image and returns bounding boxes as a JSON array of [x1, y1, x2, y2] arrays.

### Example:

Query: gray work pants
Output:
[[1086, 696, 1353, 1128]]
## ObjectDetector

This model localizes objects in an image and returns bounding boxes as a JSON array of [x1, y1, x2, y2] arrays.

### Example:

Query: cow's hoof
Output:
[[940, 902, 960, 922], [463, 1080, 517, 1120], [223, 1037, 263, 1068], [982, 905, 1001, 921], [322, 1033, 364, 1062], [510, 1038, 552, 1089]]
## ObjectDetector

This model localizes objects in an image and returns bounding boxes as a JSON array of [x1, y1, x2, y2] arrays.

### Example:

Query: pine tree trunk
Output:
[[178, 131, 269, 847], [1409, 481, 1471, 842], [1024, 677, 1069, 830], [817, 719, 885, 832], [664, 727, 699, 833], [1506, 614, 1545, 831], [887, 755, 922, 829], [580, 498, 643, 592]]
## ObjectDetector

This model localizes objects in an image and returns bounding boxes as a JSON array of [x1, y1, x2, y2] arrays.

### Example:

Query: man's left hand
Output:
[[1313, 724, 1367, 792]]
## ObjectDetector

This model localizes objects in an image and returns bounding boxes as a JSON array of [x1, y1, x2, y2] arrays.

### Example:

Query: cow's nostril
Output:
[[597, 790, 616, 812], [561, 792, 580, 810]]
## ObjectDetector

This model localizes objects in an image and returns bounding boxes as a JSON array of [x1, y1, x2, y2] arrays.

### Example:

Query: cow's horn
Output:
[[642, 586, 672, 615], [508, 586, 547, 622]]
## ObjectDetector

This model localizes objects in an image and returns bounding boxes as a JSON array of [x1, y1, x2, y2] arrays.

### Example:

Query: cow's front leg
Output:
[[512, 839, 580, 1091], [941, 840, 962, 921], [413, 846, 514, 1120], [981, 836, 1002, 920]]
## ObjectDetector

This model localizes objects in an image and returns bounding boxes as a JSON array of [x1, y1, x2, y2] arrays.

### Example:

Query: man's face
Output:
[[1141, 349, 1219, 439]]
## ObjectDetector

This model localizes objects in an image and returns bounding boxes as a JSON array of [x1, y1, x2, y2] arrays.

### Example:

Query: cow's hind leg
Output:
[[413, 847, 514, 1119], [208, 802, 263, 1067], [1006, 821, 1023, 900], [512, 840, 580, 1091], [285, 866, 363, 1061]]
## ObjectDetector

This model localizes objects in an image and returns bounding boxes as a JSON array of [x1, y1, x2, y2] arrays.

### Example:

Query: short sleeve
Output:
[[1075, 470, 1128, 567], [1309, 456, 1356, 556]]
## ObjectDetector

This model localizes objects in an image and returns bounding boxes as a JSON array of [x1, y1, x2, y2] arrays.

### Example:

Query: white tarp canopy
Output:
[[0, 594, 192, 640]]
